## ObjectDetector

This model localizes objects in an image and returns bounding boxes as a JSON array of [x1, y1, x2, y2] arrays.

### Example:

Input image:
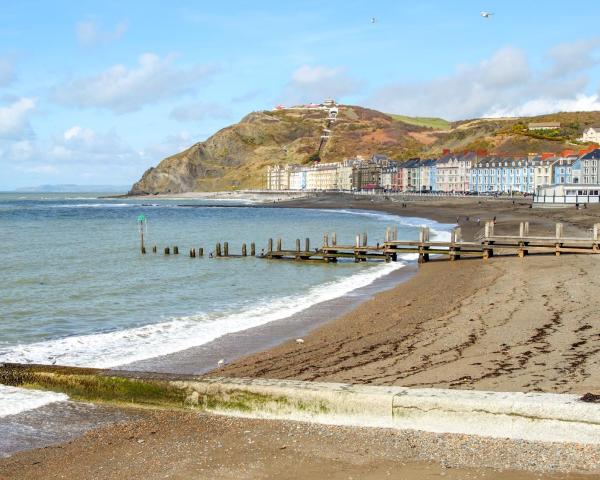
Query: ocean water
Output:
[[0, 193, 450, 417]]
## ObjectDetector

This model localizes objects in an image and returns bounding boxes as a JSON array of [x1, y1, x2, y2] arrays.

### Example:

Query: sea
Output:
[[0, 192, 451, 453]]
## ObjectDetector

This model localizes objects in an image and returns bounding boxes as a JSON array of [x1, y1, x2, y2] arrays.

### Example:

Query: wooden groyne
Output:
[[264, 221, 600, 264], [138, 221, 600, 264]]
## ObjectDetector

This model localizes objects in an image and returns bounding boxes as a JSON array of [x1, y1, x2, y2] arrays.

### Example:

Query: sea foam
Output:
[[0, 260, 406, 369], [0, 385, 67, 418]]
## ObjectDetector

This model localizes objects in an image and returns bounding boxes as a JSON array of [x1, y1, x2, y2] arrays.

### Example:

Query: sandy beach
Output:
[[215, 195, 600, 394], [2, 193, 600, 479]]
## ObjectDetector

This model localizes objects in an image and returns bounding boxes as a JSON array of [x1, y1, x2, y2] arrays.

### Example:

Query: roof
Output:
[[580, 148, 600, 160]]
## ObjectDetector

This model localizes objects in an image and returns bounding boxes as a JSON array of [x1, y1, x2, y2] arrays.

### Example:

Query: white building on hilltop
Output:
[[579, 127, 600, 144]]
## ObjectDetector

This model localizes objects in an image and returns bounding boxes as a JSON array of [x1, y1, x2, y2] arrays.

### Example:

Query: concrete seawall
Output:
[[177, 377, 600, 444], [2, 364, 598, 445]]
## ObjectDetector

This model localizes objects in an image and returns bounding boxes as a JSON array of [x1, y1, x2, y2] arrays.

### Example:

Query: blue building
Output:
[[553, 156, 578, 184], [470, 156, 536, 194]]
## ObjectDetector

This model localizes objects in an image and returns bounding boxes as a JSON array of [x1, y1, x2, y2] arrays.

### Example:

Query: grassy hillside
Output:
[[129, 107, 600, 194], [388, 114, 451, 130]]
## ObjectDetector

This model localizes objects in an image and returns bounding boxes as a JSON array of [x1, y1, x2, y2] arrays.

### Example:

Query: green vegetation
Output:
[[4, 368, 187, 408], [307, 152, 321, 163], [388, 114, 451, 130]]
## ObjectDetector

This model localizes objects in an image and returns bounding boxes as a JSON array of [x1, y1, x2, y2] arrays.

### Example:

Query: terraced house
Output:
[[579, 148, 600, 184], [436, 152, 477, 193]]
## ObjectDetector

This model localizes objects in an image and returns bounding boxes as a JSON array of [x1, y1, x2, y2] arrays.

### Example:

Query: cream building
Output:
[[533, 158, 556, 193], [306, 163, 339, 191], [266, 165, 292, 190]]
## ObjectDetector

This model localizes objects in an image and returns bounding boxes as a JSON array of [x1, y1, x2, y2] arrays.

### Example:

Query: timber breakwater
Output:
[[142, 221, 600, 264], [2, 363, 600, 446]]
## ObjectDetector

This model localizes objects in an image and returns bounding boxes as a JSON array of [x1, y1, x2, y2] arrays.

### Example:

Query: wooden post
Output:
[[524, 221, 529, 236], [152, 245, 157, 254], [164, 247, 170, 255], [393, 226, 398, 241], [484, 221, 490, 238], [276, 238, 282, 252], [355, 235, 360, 248], [323, 234, 329, 247], [242, 243, 247, 256], [454, 227, 462, 242], [141, 246, 146, 254], [189, 248, 196, 258], [224, 242, 229, 257], [251, 243, 256, 256], [305, 238, 310, 252], [362, 232, 368, 247], [450, 230, 456, 244], [295, 239, 301, 252], [419, 227, 425, 243], [519, 222, 525, 238], [332, 232, 337, 246], [268, 238, 273, 253], [173, 246, 179, 255], [593, 224, 600, 241], [385, 227, 391, 242], [216, 243, 222, 257], [556, 223, 563, 239], [199, 247, 204, 257]]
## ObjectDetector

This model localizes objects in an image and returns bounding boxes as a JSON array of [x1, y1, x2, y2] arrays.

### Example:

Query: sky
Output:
[[2, 0, 600, 189]]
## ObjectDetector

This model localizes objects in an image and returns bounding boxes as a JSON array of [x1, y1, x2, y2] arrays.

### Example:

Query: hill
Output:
[[129, 106, 600, 195]]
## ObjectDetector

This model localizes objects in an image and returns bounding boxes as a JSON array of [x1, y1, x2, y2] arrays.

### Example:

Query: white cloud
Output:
[[170, 101, 232, 122], [0, 97, 35, 139], [76, 20, 128, 46], [369, 42, 600, 120], [53, 53, 218, 113], [282, 65, 362, 104], [546, 38, 600, 77], [487, 94, 600, 118], [0, 57, 15, 87], [50, 125, 131, 161]]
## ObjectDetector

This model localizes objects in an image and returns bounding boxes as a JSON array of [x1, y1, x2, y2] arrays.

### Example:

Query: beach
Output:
[[2, 193, 600, 478], [217, 195, 600, 394]]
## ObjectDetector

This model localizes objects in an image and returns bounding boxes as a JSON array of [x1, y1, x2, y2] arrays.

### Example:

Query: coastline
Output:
[[119, 261, 418, 375], [2, 193, 600, 478]]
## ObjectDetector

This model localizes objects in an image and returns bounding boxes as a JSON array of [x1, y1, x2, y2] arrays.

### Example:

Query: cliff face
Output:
[[129, 106, 600, 194]]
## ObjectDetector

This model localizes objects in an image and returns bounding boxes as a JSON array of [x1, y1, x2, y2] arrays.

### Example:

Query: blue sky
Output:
[[2, 0, 600, 189]]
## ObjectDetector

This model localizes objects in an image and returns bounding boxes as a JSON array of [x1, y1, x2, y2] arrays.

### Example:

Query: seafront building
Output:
[[265, 148, 600, 201], [436, 152, 477, 193]]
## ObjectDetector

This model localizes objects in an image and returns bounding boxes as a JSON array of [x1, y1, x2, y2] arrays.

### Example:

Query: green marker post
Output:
[[138, 214, 146, 254]]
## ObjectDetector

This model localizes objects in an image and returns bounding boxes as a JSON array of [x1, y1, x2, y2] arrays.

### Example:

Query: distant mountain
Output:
[[130, 105, 600, 194], [14, 184, 130, 193]]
